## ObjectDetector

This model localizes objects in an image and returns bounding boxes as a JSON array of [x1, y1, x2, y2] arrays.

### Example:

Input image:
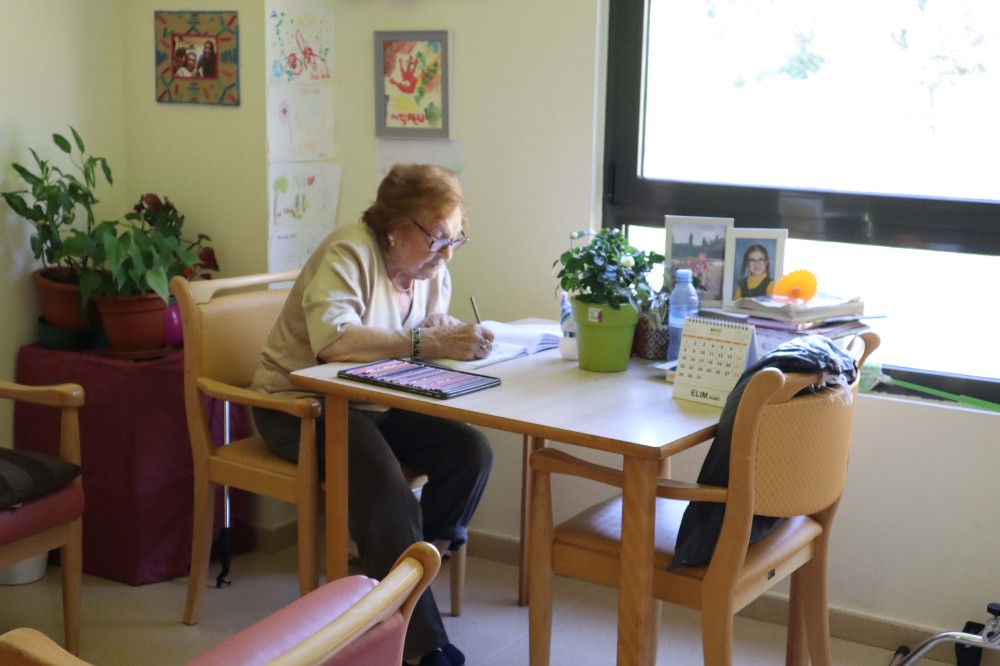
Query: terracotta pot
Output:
[[32, 267, 99, 331], [95, 293, 168, 356]]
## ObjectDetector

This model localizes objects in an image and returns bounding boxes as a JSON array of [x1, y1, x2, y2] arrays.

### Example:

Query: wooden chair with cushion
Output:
[[170, 271, 465, 623], [0, 380, 85, 655], [528, 332, 879, 665], [0, 541, 441, 666], [170, 270, 322, 625]]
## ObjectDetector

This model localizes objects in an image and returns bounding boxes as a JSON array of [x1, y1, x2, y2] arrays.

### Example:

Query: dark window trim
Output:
[[603, 0, 1000, 256], [602, 0, 1000, 407]]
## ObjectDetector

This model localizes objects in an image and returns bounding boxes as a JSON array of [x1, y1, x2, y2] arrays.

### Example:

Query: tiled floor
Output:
[[0, 544, 946, 665]]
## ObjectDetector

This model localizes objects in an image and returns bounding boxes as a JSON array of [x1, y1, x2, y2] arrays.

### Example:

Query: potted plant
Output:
[[80, 193, 219, 356], [553, 228, 664, 371], [1, 127, 112, 332], [633, 286, 671, 360]]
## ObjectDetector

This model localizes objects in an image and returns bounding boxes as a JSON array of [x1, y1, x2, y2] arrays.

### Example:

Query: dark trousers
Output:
[[251, 404, 493, 660]]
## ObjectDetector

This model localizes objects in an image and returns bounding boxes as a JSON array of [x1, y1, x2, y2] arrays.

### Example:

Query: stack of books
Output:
[[701, 293, 872, 355]]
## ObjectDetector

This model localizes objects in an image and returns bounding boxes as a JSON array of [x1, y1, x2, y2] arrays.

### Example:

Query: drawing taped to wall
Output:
[[266, 4, 333, 84], [267, 85, 335, 161], [268, 161, 343, 272]]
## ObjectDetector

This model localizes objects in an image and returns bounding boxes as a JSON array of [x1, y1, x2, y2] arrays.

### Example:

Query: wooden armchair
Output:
[[170, 270, 465, 623], [0, 542, 441, 666], [528, 332, 879, 665], [170, 271, 322, 625], [0, 380, 85, 655]]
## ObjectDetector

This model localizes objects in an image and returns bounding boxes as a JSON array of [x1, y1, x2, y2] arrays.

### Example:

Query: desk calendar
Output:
[[672, 316, 758, 407]]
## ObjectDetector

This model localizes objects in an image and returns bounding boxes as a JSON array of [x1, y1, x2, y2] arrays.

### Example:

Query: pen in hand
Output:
[[470, 296, 483, 324]]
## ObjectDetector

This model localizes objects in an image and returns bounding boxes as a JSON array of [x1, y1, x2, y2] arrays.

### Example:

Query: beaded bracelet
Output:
[[410, 327, 421, 359]]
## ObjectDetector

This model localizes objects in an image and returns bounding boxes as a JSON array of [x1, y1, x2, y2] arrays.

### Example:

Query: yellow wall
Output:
[[0, 0, 604, 539]]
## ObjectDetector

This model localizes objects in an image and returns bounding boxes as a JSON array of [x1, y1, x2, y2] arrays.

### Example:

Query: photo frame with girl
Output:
[[663, 215, 734, 307], [723, 228, 788, 305]]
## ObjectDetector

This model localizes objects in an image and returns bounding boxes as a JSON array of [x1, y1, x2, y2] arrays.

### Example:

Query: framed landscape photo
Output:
[[723, 228, 788, 305], [664, 215, 734, 307], [155, 10, 240, 105], [374, 30, 450, 139]]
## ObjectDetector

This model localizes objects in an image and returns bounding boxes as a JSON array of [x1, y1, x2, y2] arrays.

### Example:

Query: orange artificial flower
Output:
[[773, 269, 818, 303]]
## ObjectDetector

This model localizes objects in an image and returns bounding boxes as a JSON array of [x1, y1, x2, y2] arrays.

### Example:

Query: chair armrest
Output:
[[196, 377, 321, 420], [529, 448, 624, 490], [0, 627, 93, 665], [0, 381, 84, 408], [655, 478, 727, 503]]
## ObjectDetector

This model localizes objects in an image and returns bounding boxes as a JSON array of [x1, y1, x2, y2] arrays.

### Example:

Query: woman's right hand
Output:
[[423, 323, 496, 360]]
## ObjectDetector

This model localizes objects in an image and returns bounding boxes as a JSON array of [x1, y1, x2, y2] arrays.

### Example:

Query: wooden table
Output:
[[290, 349, 721, 665]]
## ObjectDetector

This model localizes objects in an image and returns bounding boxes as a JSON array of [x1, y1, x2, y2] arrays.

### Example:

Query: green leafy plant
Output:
[[553, 227, 665, 309], [79, 193, 219, 304], [0, 127, 112, 282]]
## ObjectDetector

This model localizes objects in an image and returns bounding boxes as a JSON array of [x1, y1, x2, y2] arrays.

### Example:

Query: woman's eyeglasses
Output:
[[412, 221, 469, 253]]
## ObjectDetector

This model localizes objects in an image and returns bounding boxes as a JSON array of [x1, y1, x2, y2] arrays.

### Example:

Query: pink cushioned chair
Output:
[[0, 380, 85, 656], [0, 541, 440, 666]]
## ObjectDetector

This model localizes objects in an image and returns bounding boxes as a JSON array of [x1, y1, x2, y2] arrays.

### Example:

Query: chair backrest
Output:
[[264, 541, 441, 666], [0, 543, 441, 666], [732, 332, 879, 519], [170, 270, 299, 389]]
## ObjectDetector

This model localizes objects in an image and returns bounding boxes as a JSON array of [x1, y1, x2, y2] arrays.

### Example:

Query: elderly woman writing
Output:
[[250, 164, 494, 666]]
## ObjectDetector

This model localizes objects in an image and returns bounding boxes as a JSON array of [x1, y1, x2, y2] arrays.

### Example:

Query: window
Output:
[[606, 0, 1000, 403]]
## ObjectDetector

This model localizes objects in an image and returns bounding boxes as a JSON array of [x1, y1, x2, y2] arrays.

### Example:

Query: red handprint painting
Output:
[[374, 31, 450, 138]]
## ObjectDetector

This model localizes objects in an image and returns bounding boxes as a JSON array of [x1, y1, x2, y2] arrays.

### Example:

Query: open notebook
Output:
[[433, 320, 561, 370]]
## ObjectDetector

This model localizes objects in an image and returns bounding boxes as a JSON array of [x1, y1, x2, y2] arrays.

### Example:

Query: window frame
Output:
[[602, 0, 1000, 406]]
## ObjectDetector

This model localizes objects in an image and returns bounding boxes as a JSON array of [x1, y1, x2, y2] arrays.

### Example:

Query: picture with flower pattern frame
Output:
[[155, 10, 240, 106]]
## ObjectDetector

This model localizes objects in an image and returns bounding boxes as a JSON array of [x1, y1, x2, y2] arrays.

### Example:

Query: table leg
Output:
[[325, 395, 350, 582], [519, 435, 545, 606], [618, 456, 659, 665]]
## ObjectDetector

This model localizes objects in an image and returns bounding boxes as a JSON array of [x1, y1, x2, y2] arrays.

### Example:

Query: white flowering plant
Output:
[[553, 227, 665, 309]]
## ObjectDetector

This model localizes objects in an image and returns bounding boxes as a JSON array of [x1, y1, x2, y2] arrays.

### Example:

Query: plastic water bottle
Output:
[[558, 291, 578, 360], [666, 269, 699, 363], [559, 291, 576, 338]]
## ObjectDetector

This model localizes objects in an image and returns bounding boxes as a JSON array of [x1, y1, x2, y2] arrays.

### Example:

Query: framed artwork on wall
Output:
[[373, 30, 450, 139], [155, 11, 240, 106], [723, 228, 788, 305], [664, 215, 734, 307]]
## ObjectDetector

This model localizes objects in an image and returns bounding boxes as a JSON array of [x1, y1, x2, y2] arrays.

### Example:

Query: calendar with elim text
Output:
[[672, 316, 758, 407]]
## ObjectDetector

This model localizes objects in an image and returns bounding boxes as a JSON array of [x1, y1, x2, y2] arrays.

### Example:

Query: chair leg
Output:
[[450, 542, 466, 617], [295, 496, 319, 596], [700, 599, 734, 666], [184, 480, 216, 625], [62, 518, 83, 656], [786, 570, 808, 666], [800, 552, 833, 666]]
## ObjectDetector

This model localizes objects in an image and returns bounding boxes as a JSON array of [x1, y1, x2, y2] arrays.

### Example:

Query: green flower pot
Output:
[[572, 297, 639, 372]]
